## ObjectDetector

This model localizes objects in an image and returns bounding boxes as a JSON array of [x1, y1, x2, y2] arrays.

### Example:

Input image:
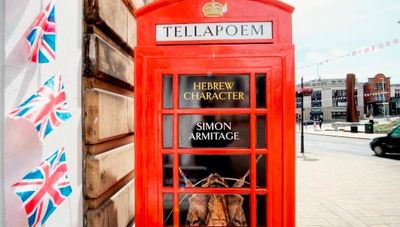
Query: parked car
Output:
[[370, 125, 400, 156]]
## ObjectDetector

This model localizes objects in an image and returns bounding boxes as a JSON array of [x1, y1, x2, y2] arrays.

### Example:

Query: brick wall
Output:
[[364, 73, 391, 104]]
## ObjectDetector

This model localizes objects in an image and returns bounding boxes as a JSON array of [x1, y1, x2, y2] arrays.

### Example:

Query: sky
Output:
[[284, 0, 400, 84]]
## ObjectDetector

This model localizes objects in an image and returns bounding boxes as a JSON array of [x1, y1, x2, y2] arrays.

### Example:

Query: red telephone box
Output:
[[134, 0, 295, 226]]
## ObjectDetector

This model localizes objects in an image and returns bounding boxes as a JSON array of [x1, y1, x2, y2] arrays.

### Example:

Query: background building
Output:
[[296, 78, 365, 121], [363, 73, 391, 117], [390, 84, 400, 115]]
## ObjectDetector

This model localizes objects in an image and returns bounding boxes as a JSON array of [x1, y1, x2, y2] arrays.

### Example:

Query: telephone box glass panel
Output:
[[179, 194, 250, 226], [179, 114, 250, 148], [256, 155, 267, 188], [163, 193, 174, 226], [179, 75, 250, 108], [163, 154, 173, 187], [163, 75, 173, 109], [256, 115, 267, 148], [163, 115, 173, 148], [256, 74, 267, 108], [257, 195, 267, 227], [179, 154, 250, 188]]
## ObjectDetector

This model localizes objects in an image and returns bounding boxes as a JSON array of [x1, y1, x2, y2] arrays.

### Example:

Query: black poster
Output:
[[179, 114, 250, 148], [179, 75, 250, 108]]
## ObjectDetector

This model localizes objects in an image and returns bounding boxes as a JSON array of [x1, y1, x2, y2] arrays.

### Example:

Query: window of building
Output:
[[395, 89, 400, 98], [375, 83, 386, 91], [332, 90, 346, 107], [311, 90, 321, 107], [332, 89, 358, 107], [376, 94, 386, 102], [296, 97, 302, 108]]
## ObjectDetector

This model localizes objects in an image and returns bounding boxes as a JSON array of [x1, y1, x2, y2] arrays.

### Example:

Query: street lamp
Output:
[[382, 78, 385, 120], [298, 78, 313, 154], [301, 77, 304, 154]]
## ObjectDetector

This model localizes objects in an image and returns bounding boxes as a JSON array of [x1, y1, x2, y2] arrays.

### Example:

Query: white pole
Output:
[[382, 78, 386, 121], [0, 0, 5, 224], [316, 63, 321, 81]]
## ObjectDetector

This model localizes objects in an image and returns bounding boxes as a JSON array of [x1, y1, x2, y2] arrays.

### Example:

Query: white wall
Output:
[[356, 86, 364, 108], [3, 0, 82, 226], [321, 89, 332, 107], [303, 96, 311, 108]]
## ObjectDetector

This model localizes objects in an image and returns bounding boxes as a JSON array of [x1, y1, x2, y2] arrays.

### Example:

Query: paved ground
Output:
[[296, 134, 400, 227], [296, 123, 387, 140]]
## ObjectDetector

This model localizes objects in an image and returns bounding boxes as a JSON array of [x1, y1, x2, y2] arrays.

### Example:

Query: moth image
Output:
[[164, 156, 262, 226], [180, 169, 252, 226], [180, 171, 247, 226]]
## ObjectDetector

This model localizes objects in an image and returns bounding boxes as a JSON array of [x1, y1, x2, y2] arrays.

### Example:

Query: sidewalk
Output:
[[297, 151, 400, 227], [296, 123, 387, 140]]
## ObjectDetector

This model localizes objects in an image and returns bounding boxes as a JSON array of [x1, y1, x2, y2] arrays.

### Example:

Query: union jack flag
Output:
[[27, 0, 56, 63], [9, 75, 72, 140], [12, 147, 72, 227]]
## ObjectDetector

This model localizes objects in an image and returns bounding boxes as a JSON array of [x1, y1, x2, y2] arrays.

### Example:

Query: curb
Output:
[[295, 131, 383, 141]]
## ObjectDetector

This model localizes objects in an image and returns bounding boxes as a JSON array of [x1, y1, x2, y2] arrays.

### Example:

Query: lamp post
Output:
[[301, 76, 305, 154], [381, 77, 387, 120]]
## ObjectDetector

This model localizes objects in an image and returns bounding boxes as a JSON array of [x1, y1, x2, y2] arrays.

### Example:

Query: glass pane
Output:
[[256, 115, 267, 148], [257, 195, 267, 227], [163, 194, 173, 226], [163, 154, 173, 187], [179, 155, 250, 188], [179, 115, 250, 148], [163, 75, 173, 109], [256, 74, 267, 108], [256, 155, 266, 188], [179, 194, 250, 226], [163, 115, 173, 148], [179, 75, 250, 108]]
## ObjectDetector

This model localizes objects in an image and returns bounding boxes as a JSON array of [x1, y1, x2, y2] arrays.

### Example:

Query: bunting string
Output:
[[297, 37, 400, 70]]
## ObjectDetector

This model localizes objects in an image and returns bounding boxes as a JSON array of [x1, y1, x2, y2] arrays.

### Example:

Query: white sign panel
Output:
[[156, 22, 273, 42]]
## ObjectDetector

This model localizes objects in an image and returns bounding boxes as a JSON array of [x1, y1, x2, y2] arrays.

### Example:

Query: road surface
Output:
[[296, 133, 400, 160]]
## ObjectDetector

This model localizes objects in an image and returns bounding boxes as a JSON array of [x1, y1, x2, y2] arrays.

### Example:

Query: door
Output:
[[136, 55, 284, 227]]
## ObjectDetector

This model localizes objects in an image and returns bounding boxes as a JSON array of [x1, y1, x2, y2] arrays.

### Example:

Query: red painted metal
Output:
[[135, 1, 295, 226]]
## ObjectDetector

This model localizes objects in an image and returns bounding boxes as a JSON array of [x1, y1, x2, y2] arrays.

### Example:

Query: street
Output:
[[296, 133, 400, 227], [297, 134, 371, 157], [297, 133, 400, 160]]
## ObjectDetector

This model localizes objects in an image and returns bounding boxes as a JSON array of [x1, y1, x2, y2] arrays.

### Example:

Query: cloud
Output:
[[286, 0, 364, 41], [296, 46, 400, 83], [289, 0, 400, 83], [304, 49, 349, 64]]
